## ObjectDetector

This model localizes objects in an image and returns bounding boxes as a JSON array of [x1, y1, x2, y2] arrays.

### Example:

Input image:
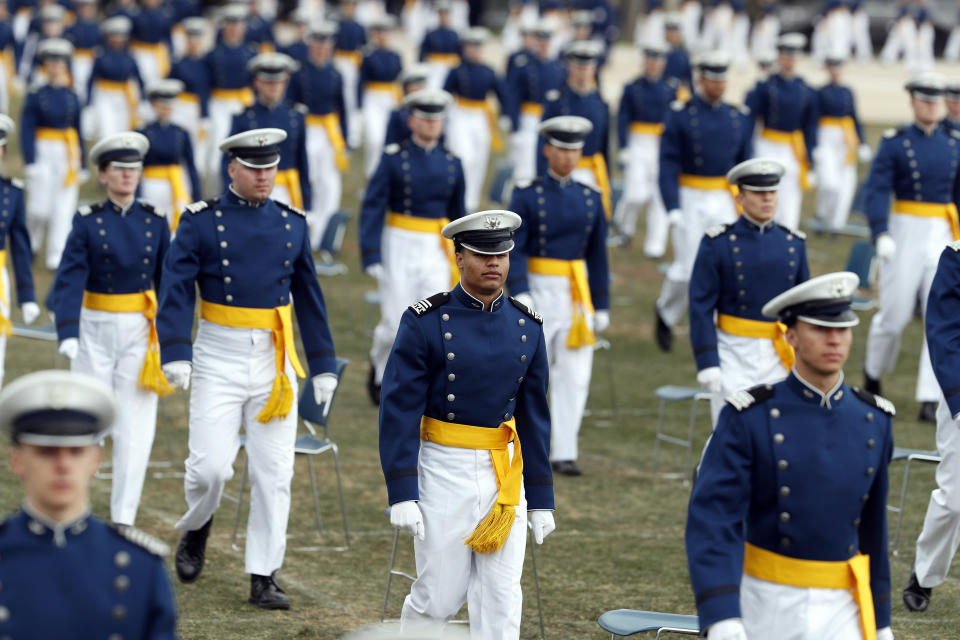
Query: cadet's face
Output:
[[700, 77, 726, 101], [457, 249, 508, 296], [778, 53, 796, 74], [827, 65, 841, 82], [543, 143, 581, 177], [308, 40, 333, 63], [403, 80, 426, 96], [665, 28, 681, 45], [228, 160, 277, 201], [409, 114, 444, 144], [41, 20, 63, 37], [786, 321, 852, 377], [152, 100, 173, 121], [107, 34, 126, 50], [644, 56, 665, 78], [222, 21, 246, 44], [99, 165, 141, 197], [912, 96, 943, 126], [534, 36, 550, 57], [254, 77, 288, 105], [11, 445, 101, 518], [372, 29, 389, 46], [567, 62, 595, 86], [737, 189, 778, 223], [464, 43, 483, 63], [946, 98, 960, 119]]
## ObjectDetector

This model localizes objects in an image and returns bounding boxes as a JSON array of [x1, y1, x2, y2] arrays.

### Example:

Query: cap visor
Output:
[[796, 311, 859, 328], [460, 239, 514, 255]]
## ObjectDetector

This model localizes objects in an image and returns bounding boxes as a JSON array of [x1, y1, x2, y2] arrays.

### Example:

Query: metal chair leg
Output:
[[528, 526, 546, 640], [306, 454, 325, 539], [231, 453, 249, 551], [652, 397, 667, 472], [681, 398, 700, 485], [892, 456, 914, 552], [332, 443, 351, 547], [381, 527, 401, 622]]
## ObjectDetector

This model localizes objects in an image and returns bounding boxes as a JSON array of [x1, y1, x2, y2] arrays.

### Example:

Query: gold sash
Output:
[[716, 313, 794, 371], [142, 165, 190, 231], [527, 257, 595, 348], [575, 152, 612, 220], [386, 213, 458, 286], [306, 113, 350, 172]]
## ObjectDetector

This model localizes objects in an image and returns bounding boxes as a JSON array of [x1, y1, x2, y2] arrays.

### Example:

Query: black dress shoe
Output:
[[655, 309, 673, 352], [175, 517, 213, 584], [863, 372, 882, 396], [366, 363, 381, 406], [551, 460, 582, 476], [249, 572, 291, 610], [903, 570, 932, 612], [918, 402, 938, 424]]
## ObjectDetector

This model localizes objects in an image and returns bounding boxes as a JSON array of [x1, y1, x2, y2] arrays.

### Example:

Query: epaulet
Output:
[[277, 200, 306, 217], [951, 129, 960, 140], [384, 143, 400, 155], [738, 104, 751, 116], [670, 99, 685, 111], [515, 53, 528, 66], [947, 239, 960, 252], [704, 223, 731, 238], [545, 89, 560, 102], [294, 102, 308, 114], [108, 523, 170, 557], [408, 291, 451, 317], [575, 178, 602, 193], [509, 297, 543, 324], [514, 178, 533, 190], [726, 384, 775, 412], [779, 224, 806, 239], [882, 127, 900, 139], [138, 200, 166, 217], [851, 387, 896, 416], [78, 202, 105, 216], [8, 177, 23, 189], [185, 198, 218, 214]]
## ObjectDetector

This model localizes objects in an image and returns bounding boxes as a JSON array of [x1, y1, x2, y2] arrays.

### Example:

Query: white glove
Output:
[[390, 500, 425, 541], [858, 143, 873, 163], [617, 148, 629, 167], [875, 233, 896, 262], [877, 627, 894, 640], [497, 115, 512, 132], [161, 361, 192, 390], [77, 169, 91, 185], [20, 302, 40, 325], [594, 309, 610, 333], [513, 291, 535, 311], [58, 338, 79, 360], [528, 510, 555, 544], [23, 164, 42, 181], [667, 208, 683, 226], [311, 372, 338, 417], [805, 171, 817, 189], [697, 366, 723, 394], [707, 618, 747, 640], [365, 263, 384, 280]]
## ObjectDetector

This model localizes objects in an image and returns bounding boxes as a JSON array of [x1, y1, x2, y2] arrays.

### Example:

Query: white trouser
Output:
[[750, 15, 779, 60], [864, 213, 947, 402], [530, 272, 594, 462], [370, 226, 450, 384], [634, 12, 664, 48], [656, 187, 738, 327], [730, 14, 751, 67], [708, 330, 788, 425], [701, 5, 732, 53], [72, 54, 95, 105], [171, 98, 204, 179], [880, 18, 915, 64], [510, 111, 541, 184], [306, 123, 342, 249], [0, 266, 8, 388], [140, 177, 177, 228], [447, 104, 491, 212], [614, 132, 668, 257], [205, 96, 247, 193], [401, 440, 527, 640], [910, 23, 935, 74], [754, 136, 803, 231], [741, 574, 862, 640], [131, 48, 163, 90], [915, 399, 960, 588], [401, 0, 427, 49], [852, 12, 872, 62], [946, 28, 960, 63], [813, 125, 858, 230], [363, 88, 398, 178], [333, 57, 362, 149], [72, 308, 158, 526], [682, 2, 702, 53], [89, 85, 135, 143], [26, 138, 79, 270], [425, 61, 454, 91], [176, 319, 298, 576]]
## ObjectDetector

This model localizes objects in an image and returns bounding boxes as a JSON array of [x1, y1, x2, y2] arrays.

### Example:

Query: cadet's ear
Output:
[[455, 249, 464, 270]]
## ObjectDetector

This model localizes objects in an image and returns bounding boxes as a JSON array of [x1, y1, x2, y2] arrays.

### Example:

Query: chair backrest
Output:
[[845, 239, 876, 291], [298, 357, 350, 436], [319, 211, 351, 257]]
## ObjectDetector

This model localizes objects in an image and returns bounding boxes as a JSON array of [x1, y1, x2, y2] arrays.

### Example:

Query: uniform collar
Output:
[[22, 500, 90, 548], [911, 122, 938, 137], [106, 197, 134, 216], [786, 369, 846, 409], [451, 283, 505, 311], [738, 212, 776, 233], [694, 92, 722, 109], [546, 169, 573, 187], [410, 138, 439, 153], [225, 186, 267, 207]]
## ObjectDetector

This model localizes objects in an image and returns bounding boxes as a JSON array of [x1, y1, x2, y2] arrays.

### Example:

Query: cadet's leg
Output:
[[915, 255, 942, 403], [832, 162, 857, 230], [0, 267, 7, 388], [370, 228, 422, 384], [466, 114, 492, 213], [549, 341, 594, 462], [46, 182, 78, 271], [644, 185, 670, 259]]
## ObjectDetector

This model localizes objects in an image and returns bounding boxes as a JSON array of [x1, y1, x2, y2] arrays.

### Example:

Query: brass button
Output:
[[770, 408, 780, 419], [777, 459, 788, 471], [112, 605, 126, 620], [866, 412, 874, 422], [446, 412, 455, 420], [780, 537, 790, 548], [518, 319, 525, 326], [852, 518, 861, 527], [867, 438, 875, 448], [780, 486, 790, 497], [114, 551, 130, 568], [444, 332, 452, 340], [773, 433, 784, 444], [447, 353, 455, 360], [517, 377, 524, 383], [520, 355, 527, 362], [521, 335, 527, 342], [447, 394, 455, 402], [115, 575, 130, 592], [448, 373, 455, 382], [866, 467, 874, 476], [442, 314, 450, 321], [779, 512, 790, 523]]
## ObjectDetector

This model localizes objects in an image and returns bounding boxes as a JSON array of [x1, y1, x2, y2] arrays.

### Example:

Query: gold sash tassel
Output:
[[142, 165, 190, 231], [0, 250, 10, 336], [819, 115, 860, 165], [306, 113, 350, 172], [528, 257, 595, 348], [576, 152, 612, 219], [274, 169, 305, 210], [455, 96, 504, 152], [761, 128, 811, 190], [36, 127, 81, 186]]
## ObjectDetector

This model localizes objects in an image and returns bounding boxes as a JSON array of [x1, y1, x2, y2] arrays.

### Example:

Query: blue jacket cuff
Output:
[[696, 588, 741, 631], [524, 480, 554, 510], [160, 340, 193, 365], [386, 473, 419, 505]]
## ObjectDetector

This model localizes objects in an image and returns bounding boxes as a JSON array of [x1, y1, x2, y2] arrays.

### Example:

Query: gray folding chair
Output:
[[652, 385, 711, 483], [887, 446, 941, 554], [598, 609, 700, 638]]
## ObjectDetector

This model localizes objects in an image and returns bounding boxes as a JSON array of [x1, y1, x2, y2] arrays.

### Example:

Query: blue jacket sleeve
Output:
[[864, 137, 896, 238], [858, 420, 893, 630], [802, 85, 818, 166], [19, 92, 37, 165], [73, 92, 87, 167], [448, 158, 466, 221], [9, 187, 35, 305], [51, 213, 89, 341], [616, 87, 631, 151], [689, 237, 720, 370], [358, 154, 391, 268], [927, 248, 960, 416], [505, 188, 531, 296], [357, 56, 369, 107], [181, 129, 202, 202], [145, 556, 177, 640], [850, 89, 865, 144], [384, 110, 401, 146], [586, 194, 610, 311], [290, 226, 337, 377], [515, 324, 553, 510], [296, 113, 312, 211], [157, 211, 201, 364], [658, 111, 683, 211]]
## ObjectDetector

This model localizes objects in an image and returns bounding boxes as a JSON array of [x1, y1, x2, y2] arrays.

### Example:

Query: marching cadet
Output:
[[507, 116, 609, 476], [278, 9, 309, 65], [863, 72, 960, 424], [686, 272, 895, 640], [380, 210, 555, 639], [51, 131, 171, 528], [358, 14, 402, 177], [0, 115, 39, 389], [333, 0, 366, 150], [130, 0, 174, 88], [17, 3, 65, 89], [689, 159, 808, 425], [654, 51, 752, 352], [612, 41, 671, 255], [240, 0, 275, 54], [539, 40, 611, 219], [0, 370, 177, 638], [138, 79, 202, 232], [941, 81, 960, 134], [64, 0, 100, 104], [746, 32, 818, 231], [384, 63, 429, 146], [169, 17, 211, 176], [20, 37, 85, 271], [663, 14, 693, 103], [157, 128, 339, 609], [750, 2, 779, 61], [360, 90, 466, 405], [418, 0, 460, 91], [87, 16, 144, 141], [443, 27, 510, 212], [288, 21, 349, 249]]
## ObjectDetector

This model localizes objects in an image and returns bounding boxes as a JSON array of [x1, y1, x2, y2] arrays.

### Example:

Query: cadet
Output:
[[358, 14, 402, 177], [20, 37, 85, 271], [384, 64, 429, 146], [87, 16, 144, 140], [157, 128, 339, 609], [63, 0, 99, 104], [0, 115, 39, 389], [130, 0, 175, 88], [332, 0, 367, 149], [613, 40, 672, 255], [663, 14, 693, 104], [654, 51, 752, 352], [360, 90, 466, 405], [138, 79, 202, 232], [942, 81, 960, 135], [418, 0, 460, 90], [169, 17, 211, 180], [380, 210, 555, 639], [689, 158, 808, 425], [278, 9, 309, 64], [507, 116, 609, 476], [686, 272, 894, 640], [223, 52, 310, 213], [51, 131, 172, 527], [863, 72, 960, 424], [288, 22, 348, 249], [746, 33, 818, 231], [0, 370, 177, 638]]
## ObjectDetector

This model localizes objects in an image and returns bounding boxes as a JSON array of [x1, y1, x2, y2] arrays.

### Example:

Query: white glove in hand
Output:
[[23, 164, 41, 181], [162, 361, 192, 390], [58, 338, 79, 360], [20, 302, 40, 325], [513, 292, 535, 311], [697, 366, 723, 394], [858, 143, 873, 163], [365, 263, 384, 280], [77, 169, 91, 185], [667, 208, 683, 226], [390, 500, 425, 541], [528, 510, 556, 544], [594, 310, 610, 333], [805, 171, 817, 189], [877, 627, 894, 640], [875, 233, 896, 262], [311, 372, 338, 417], [707, 618, 748, 640]]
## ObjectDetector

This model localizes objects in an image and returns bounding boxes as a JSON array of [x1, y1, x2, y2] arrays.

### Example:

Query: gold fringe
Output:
[[138, 349, 174, 396], [464, 503, 516, 554], [255, 372, 294, 423]]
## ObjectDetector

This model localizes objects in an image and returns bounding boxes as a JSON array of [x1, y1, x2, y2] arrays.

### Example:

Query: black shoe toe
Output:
[[903, 571, 932, 612]]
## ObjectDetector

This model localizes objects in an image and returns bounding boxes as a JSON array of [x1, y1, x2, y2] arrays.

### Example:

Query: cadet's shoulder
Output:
[[882, 126, 906, 140], [78, 201, 106, 217], [670, 99, 687, 112], [704, 223, 732, 239], [185, 197, 220, 214], [513, 176, 542, 191], [294, 102, 309, 114], [573, 179, 602, 194], [107, 522, 170, 558], [408, 291, 451, 317], [276, 200, 307, 218], [850, 386, 896, 416], [384, 143, 401, 156], [509, 296, 543, 324], [513, 52, 528, 67], [725, 383, 776, 412], [138, 200, 166, 218], [778, 224, 806, 240], [947, 239, 960, 252], [2, 176, 23, 191]]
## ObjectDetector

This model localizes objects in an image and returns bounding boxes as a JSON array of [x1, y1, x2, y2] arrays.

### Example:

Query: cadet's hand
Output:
[[58, 338, 79, 360], [875, 233, 896, 262], [77, 170, 91, 185], [805, 172, 817, 189], [311, 373, 338, 417], [697, 366, 723, 394], [706, 618, 747, 640], [513, 292, 535, 311], [365, 263, 384, 280], [390, 500, 425, 541], [877, 627, 894, 640], [20, 302, 40, 325], [528, 510, 555, 544], [23, 164, 42, 181], [594, 310, 610, 333], [162, 361, 192, 390], [667, 208, 683, 226], [858, 143, 873, 163]]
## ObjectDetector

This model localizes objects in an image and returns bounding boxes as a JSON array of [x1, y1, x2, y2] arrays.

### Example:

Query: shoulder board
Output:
[[509, 297, 543, 324], [78, 202, 105, 216], [951, 130, 960, 140], [108, 523, 170, 557], [779, 224, 806, 239], [408, 291, 451, 317], [276, 200, 306, 217], [738, 104, 751, 116], [545, 89, 560, 101], [947, 239, 960, 252], [851, 387, 896, 416], [515, 54, 528, 66], [185, 198, 218, 214], [294, 102, 308, 114], [384, 143, 400, 155], [704, 223, 731, 238], [138, 200, 166, 217], [514, 178, 535, 190], [574, 179, 602, 193], [725, 384, 775, 412], [9, 177, 23, 189], [882, 127, 900, 139], [670, 100, 685, 111]]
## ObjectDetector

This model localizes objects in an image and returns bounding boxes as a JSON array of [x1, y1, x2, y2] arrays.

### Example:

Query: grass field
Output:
[[2, 120, 957, 639]]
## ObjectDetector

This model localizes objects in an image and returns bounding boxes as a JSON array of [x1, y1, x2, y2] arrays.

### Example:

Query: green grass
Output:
[[1, 121, 956, 639]]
